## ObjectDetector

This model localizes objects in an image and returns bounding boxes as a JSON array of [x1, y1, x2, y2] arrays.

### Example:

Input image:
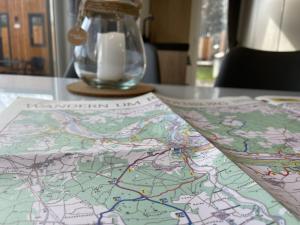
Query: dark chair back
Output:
[[143, 42, 160, 84], [64, 60, 76, 78], [31, 57, 45, 71], [64, 42, 161, 84], [215, 47, 300, 91]]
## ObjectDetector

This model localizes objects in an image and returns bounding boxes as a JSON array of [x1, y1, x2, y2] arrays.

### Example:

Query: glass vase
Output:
[[74, 10, 146, 89]]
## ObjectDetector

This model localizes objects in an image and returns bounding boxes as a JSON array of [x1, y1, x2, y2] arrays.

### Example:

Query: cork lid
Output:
[[84, 0, 140, 17]]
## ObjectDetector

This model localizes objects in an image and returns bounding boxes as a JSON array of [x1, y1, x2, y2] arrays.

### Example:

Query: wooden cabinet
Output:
[[149, 0, 192, 85], [0, 0, 51, 75], [158, 50, 188, 85], [150, 0, 191, 44]]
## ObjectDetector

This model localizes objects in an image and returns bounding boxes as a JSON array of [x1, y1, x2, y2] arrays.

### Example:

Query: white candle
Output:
[[96, 32, 126, 81]]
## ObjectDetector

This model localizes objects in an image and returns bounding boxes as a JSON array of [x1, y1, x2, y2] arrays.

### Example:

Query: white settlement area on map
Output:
[[0, 93, 298, 225]]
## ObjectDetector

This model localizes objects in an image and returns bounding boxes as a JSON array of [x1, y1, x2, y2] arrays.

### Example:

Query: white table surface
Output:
[[0, 75, 299, 105]]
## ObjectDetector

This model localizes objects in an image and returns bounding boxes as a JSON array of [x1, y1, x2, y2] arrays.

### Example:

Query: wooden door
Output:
[[0, 0, 51, 75]]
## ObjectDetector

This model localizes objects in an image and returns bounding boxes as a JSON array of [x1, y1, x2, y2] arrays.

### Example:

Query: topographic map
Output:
[[0, 94, 298, 225], [162, 96, 300, 222]]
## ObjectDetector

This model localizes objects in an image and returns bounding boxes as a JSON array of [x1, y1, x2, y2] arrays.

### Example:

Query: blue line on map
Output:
[[97, 197, 145, 225], [97, 196, 192, 225], [144, 197, 193, 225], [243, 141, 249, 152]]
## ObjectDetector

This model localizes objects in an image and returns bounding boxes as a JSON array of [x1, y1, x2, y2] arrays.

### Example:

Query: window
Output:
[[29, 14, 46, 47], [0, 13, 11, 62], [0, 0, 51, 75], [196, 0, 228, 86]]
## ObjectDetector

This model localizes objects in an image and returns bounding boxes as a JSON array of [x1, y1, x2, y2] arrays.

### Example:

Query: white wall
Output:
[[49, 0, 76, 76], [279, 0, 300, 50], [140, 0, 150, 24], [238, 0, 300, 51]]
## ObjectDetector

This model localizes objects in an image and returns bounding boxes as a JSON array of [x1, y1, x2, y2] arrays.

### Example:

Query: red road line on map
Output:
[[114, 148, 173, 197], [114, 147, 202, 200], [116, 149, 171, 184], [182, 151, 195, 174], [150, 176, 202, 198]]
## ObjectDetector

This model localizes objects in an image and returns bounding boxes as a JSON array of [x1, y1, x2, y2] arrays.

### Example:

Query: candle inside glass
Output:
[[96, 32, 126, 81], [73, 11, 146, 89]]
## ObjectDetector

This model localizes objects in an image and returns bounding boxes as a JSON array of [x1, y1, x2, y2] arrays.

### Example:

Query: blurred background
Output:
[[0, 0, 298, 87]]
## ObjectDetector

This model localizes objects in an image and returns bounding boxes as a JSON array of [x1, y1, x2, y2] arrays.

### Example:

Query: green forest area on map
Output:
[[0, 94, 299, 225]]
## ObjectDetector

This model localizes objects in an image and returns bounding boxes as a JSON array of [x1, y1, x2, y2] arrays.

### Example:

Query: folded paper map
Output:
[[0, 94, 298, 224], [162, 95, 300, 221]]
